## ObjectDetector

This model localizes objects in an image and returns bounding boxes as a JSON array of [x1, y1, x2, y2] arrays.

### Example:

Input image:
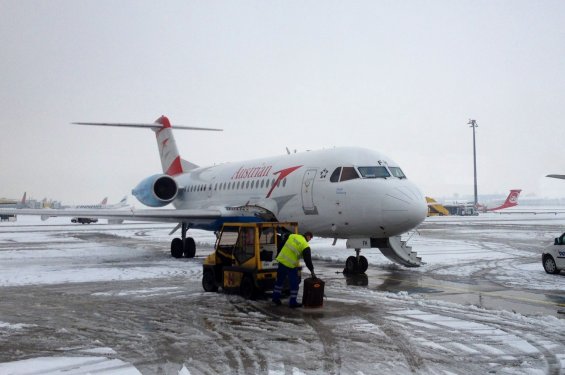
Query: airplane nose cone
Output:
[[381, 183, 427, 235]]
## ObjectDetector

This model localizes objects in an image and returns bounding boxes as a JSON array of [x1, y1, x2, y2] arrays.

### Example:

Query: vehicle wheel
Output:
[[345, 256, 358, 274], [240, 276, 256, 300], [170, 238, 183, 258], [202, 270, 218, 292], [184, 237, 196, 258], [358, 255, 369, 273], [543, 255, 559, 274]]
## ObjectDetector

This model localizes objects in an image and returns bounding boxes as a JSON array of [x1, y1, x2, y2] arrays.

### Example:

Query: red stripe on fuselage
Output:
[[266, 165, 302, 198]]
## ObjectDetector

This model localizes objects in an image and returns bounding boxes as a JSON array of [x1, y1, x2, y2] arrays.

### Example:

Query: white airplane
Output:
[[0, 116, 428, 272], [65, 196, 130, 224], [68, 196, 129, 210]]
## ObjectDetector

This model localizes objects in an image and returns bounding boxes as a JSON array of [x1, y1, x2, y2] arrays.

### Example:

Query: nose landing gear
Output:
[[344, 248, 368, 274]]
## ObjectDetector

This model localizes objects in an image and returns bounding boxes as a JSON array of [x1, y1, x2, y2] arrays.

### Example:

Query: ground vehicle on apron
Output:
[[542, 232, 565, 274], [202, 222, 301, 299]]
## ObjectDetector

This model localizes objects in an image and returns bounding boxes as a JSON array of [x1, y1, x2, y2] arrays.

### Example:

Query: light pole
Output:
[[468, 119, 478, 208]]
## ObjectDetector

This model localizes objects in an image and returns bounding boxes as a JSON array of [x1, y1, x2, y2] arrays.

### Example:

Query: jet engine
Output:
[[132, 174, 178, 207]]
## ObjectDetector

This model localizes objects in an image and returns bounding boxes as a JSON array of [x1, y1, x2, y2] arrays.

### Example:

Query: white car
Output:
[[542, 233, 565, 274]]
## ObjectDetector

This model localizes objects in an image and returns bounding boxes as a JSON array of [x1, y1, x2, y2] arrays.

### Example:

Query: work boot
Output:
[[289, 302, 303, 308], [272, 299, 282, 306]]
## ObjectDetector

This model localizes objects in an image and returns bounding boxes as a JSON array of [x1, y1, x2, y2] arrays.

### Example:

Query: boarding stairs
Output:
[[372, 236, 422, 267], [346, 236, 422, 267]]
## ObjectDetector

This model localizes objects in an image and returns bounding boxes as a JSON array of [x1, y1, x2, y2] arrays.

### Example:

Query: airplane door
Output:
[[207, 177, 216, 199], [301, 169, 318, 215]]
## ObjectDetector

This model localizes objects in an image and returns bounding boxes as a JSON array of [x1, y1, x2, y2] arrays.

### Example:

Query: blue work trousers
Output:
[[272, 263, 300, 305]]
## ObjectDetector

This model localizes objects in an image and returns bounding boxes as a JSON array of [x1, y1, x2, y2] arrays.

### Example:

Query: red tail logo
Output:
[[488, 189, 521, 211]]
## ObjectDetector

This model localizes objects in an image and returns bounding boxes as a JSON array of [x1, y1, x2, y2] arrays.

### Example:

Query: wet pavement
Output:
[[0, 218, 564, 374]]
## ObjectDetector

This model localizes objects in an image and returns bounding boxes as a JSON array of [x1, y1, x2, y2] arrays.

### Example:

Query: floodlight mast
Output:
[[468, 119, 478, 208]]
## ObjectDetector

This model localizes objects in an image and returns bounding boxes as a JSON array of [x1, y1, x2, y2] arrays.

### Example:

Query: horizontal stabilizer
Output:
[[73, 122, 223, 132]]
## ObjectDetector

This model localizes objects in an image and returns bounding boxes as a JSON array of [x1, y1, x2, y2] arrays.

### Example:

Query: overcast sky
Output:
[[1, 1, 564, 204]]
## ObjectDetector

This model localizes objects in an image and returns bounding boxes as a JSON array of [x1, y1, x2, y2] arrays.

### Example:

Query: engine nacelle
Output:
[[132, 174, 178, 207]]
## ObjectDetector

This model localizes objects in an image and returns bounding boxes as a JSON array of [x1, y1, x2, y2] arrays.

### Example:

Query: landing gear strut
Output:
[[170, 222, 196, 258], [344, 248, 368, 274]]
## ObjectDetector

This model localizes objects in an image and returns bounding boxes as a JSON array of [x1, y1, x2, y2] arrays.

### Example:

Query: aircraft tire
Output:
[[184, 237, 196, 258], [171, 238, 183, 258], [202, 270, 218, 292], [543, 255, 559, 274], [345, 256, 358, 274], [358, 256, 369, 273]]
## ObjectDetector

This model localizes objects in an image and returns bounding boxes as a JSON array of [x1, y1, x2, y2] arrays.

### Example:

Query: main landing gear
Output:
[[171, 222, 196, 258], [344, 248, 368, 274]]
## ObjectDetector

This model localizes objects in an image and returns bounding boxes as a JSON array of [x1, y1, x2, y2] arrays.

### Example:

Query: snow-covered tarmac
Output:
[[0, 214, 564, 374]]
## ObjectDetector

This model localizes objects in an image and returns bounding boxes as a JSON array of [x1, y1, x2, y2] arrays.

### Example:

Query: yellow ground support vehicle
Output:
[[202, 222, 300, 299]]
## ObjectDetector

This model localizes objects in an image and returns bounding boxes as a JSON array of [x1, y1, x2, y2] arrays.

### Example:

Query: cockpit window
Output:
[[330, 167, 341, 182], [340, 167, 359, 182], [389, 167, 406, 179], [357, 166, 390, 179]]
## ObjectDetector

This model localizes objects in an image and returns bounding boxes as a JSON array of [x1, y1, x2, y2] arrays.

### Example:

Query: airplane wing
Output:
[[0, 204, 276, 227], [547, 174, 565, 180], [0, 207, 222, 225]]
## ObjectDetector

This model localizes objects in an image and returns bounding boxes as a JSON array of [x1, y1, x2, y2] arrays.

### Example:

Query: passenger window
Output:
[[340, 167, 359, 182], [358, 166, 391, 179], [330, 167, 341, 183]]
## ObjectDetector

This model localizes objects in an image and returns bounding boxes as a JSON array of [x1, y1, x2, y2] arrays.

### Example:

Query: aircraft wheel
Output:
[[240, 276, 257, 300], [184, 237, 196, 258], [358, 256, 369, 273], [171, 238, 183, 258], [543, 255, 559, 274], [202, 270, 218, 292], [345, 256, 358, 274]]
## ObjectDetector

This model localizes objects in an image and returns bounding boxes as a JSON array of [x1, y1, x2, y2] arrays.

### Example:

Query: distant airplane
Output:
[[547, 174, 565, 180], [426, 189, 521, 216], [66, 196, 130, 224], [66, 196, 129, 210], [0, 116, 428, 271], [478, 189, 522, 212], [0, 192, 28, 221]]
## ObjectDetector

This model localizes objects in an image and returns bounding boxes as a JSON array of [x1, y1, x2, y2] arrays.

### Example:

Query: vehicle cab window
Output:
[[555, 232, 565, 245], [233, 227, 255, 264]]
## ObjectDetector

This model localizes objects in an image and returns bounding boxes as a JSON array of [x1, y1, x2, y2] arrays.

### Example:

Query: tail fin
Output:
[[21, 192, 26, 204], [154, 116, 184, 176], [488, 189, 521, 211], [73, 116, 222, 176], [100, 197, 108, 205]]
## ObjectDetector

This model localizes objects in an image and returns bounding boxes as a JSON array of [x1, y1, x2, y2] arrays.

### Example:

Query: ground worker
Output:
[[272, 231, 315, 308]]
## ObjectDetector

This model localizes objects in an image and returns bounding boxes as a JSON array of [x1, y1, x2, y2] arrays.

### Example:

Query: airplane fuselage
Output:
[[169, 147, 427, 239]]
